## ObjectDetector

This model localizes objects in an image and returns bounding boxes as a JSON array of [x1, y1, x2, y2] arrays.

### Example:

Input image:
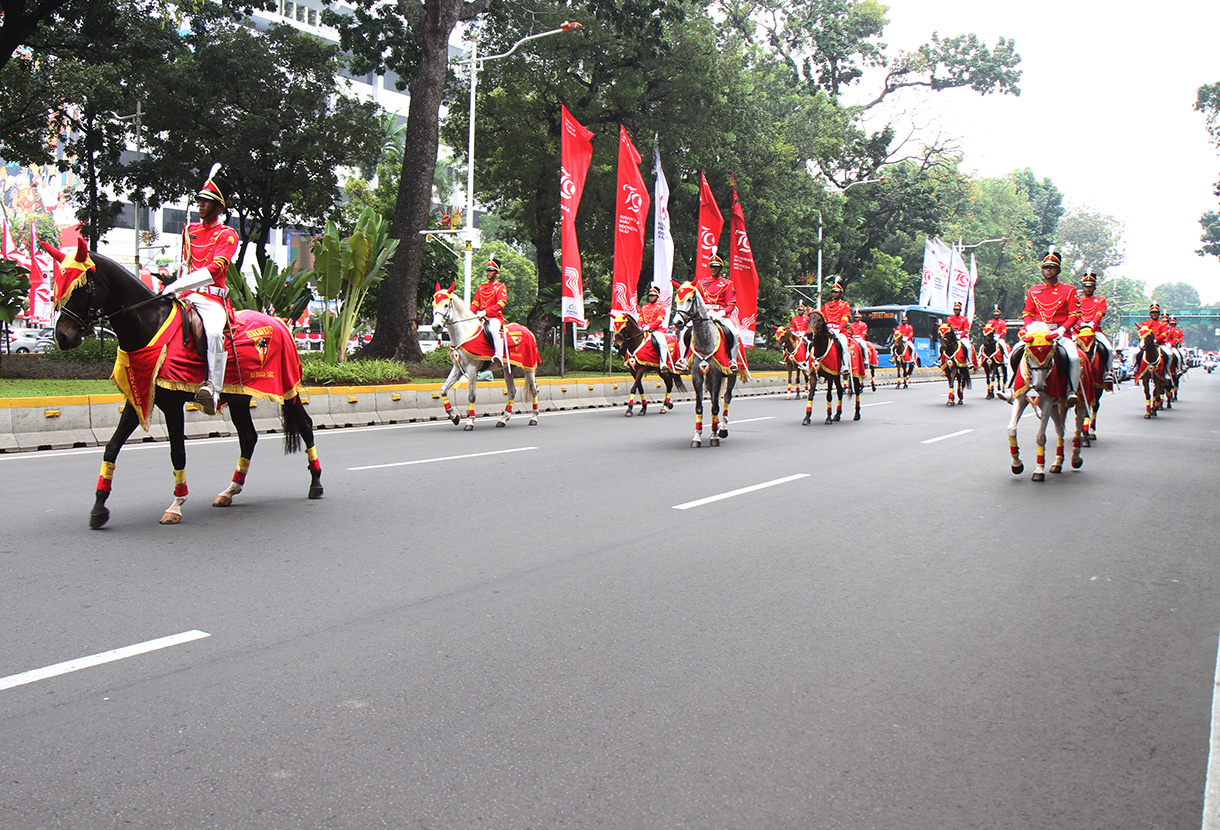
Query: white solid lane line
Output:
[[0, 630, 211, 692], [1202, 626, 1220, 829], [673, 473, 810, 511], [921, 429, 974, 444], [348, 446, 537, 471]]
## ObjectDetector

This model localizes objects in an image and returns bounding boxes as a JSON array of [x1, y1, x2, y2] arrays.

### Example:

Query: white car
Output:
[[419, 331, 451, 353], [6, 327, 54, 353]]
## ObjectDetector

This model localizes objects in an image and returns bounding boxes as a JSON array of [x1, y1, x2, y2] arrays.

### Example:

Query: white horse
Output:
[[672, 282, 738, 447], [1003, 323, 1086, 481], [430, 286, 539, 430]]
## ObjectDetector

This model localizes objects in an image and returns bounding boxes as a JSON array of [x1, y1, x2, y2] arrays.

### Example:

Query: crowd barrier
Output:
[[0, 366, 946, 452]]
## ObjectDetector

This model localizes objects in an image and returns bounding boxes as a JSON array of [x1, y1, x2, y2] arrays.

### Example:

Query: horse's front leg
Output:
[[709, 374, 722, 447], [1006, 397, 1026, 475], [1031, 405, 1053, 482], [439, 363, 464, 425], [825, 378, 835, 424], [832, 378, 843, 422], [496, 365, 516, 427], [691, 367, 705, 447], [1070, 399, 1085, 469], [91, 403, 142, 528], [853, 380, 862, 420], [625, 374, 641, 416], [214, 397, 257, 507], [1048, 402, 1068, 475], [463, 366, 479, 430], [160, 404, 189, 524], [717, 376, 733, 438]]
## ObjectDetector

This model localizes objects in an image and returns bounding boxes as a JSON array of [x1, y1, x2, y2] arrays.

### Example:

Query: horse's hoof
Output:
[[89, 508, 110, 529], [449, 415, 460, 426], [624, 409, 633, 417], [159, 512, 182, 525], [1012, 463, 1024, 475], [710, 437, 720, 447], [212, 494, 233, 508], [529, 418, 538, 426], [639, 408, 648, 416], [308, 485, 324, 499], [717, 429, 728, 438], [1144, 413, 1151, 419], [802, 416, 811, 426], [495, 420, 506, 428], [853, 412, 860, 421], [691, 440, 701, 448], [1031, 472, 1045, 482], [833, 413, 841, 422], [946, 401, 954, 406], [1049, 464, 1062, 474], [463, 423, 474, 431], [1088, 432, 1097, 441], [1071, 456, 1083, 469], [824, 417, 833, 425]]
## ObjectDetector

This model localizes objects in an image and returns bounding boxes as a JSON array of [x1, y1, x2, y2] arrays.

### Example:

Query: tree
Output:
[[1151, 281, 1200, 313], [325, 0, 495, 363], [1200, 211, 1220, 259], [124, 20, 382, 271], [1195, 82, 1220, 260]]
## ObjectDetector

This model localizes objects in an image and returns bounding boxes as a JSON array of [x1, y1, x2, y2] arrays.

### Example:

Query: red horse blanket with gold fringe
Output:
[[112, 306, 305, 430], [458, 323, 541, 371], [631, 332, 680, 369]]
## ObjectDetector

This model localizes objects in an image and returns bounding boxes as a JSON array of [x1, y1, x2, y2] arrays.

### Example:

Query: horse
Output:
[[937, 324, 973, 406], [671, 282, 738, 447], [890, 330, 916, 389], [429, 285, 540, 430], [774, 324, 809, 399], [48, 241, 322, 528], [1074, 325, 1111, 441], [611, 313, 686, 416], [1134, 324, 1174, 418], [802, 311, 861, 424], [1004, 324, 1088, 481], [980, 329, 1009, 400]]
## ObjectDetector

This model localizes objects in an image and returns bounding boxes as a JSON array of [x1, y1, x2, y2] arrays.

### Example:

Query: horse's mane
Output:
[[91, 251, 158, 301]]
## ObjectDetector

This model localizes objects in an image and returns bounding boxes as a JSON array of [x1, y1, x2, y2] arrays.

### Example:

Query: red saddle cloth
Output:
[[1012, 343, 1083, 400], [112, 306, 305, 429], [632, 332, 680, 369], [458, 322, 540, 371]]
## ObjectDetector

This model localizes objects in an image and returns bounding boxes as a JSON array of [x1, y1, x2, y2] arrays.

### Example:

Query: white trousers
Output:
[[183, 294, 228, 391]]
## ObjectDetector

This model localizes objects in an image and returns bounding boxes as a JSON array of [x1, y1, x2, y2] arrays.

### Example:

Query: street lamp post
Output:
[[438, 21, 582, 302], [956, 236, 1006, 317], [815, 176, 885, 309], [114, 101, 144, 275]]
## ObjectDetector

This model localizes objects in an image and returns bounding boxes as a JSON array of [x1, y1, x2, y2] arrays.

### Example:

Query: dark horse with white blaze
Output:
[[773, 324, 809, 399], [937, 323, 973, 406], [980, 328, 1009, 400], [802, 311, 861, 424], [611, 313, 686, 416], [49, 242, 322, 528], [671, 282, 738, 447], [890, 330, 916, 389]]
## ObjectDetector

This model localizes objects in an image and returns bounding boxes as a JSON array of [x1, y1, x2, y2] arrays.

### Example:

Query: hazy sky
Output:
[[859, 1, 1220, 303]]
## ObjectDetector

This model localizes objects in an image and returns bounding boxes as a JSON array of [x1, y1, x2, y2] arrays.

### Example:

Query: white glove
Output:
[[708, 309, 723, 321], [1053, 326, 1066, 338], [475, 310, 486, 319], [161, 268, 213, 296]]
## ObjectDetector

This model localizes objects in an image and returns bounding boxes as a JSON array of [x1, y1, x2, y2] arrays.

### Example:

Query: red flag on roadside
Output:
[[611, 125, 650, 319], [27, 221, 43, 319], [560, 105, 595, 325], [728, 177, 760, 347], [694, 171, 723, 285]]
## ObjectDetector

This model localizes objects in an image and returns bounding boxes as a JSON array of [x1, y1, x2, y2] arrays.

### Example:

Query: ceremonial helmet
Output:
[[708, 252, 724, 269], [646, 285, 660, 299], [485, 256, 500, 273], [1041, 247, 1062, 270], [1082, 268, 1097, 288], [196, 163, 225, 208], [953, 301, 962, 313], [830, 279, 843, 295], [992, 304, 1002, 317], [1149, 301, 1161, 316], [1169, 315, 1178, 324]]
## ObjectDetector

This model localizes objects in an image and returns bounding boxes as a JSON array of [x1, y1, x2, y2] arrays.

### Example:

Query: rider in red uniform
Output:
[[160, 164, 240, 416], [1011, 248, 1081, 394], [983, 306, 1007, 341], [1076, 270, 1114, 382], [789, 301, 810, 336], [894, 314, 914, 341], [638, 285, 672, 370], [470, 257, 508, 359], [1139, 303, 1170, 344], [685, 253, 740, 370], [946, 301, 978, 368], [820, 281, 853, 378]]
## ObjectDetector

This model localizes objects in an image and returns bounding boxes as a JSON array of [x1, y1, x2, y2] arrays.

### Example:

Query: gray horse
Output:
[[672, 282, 739, 447]]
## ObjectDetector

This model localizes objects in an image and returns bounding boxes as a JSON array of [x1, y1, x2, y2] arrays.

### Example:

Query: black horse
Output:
[[890, 330, 916, 389], [980, 329, 1009, 399], [937, 324, 972, 406], [611, 313, 686, 416], [802, 312, 861, 424], [49, 241, 322, 528]]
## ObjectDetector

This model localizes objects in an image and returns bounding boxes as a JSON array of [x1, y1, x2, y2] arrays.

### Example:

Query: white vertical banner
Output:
[[921, 237, 953, 313], [919, 237, 937, 309], [947, 243, 971, 314], [651, 140, 674, 327], [966, 253, 979, 321]]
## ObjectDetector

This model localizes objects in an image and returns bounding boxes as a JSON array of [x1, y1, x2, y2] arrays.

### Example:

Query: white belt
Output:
[[194, 286, 228, 298]]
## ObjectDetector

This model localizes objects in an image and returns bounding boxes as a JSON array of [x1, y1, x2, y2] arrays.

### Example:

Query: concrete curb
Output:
[[0, 368, 955, 452]]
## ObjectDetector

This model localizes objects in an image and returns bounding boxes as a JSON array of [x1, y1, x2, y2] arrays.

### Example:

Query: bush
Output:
[[300, 355, 411, 385]]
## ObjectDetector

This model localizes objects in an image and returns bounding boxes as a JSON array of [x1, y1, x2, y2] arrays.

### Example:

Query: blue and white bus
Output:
[[853, 305, 947, 369]]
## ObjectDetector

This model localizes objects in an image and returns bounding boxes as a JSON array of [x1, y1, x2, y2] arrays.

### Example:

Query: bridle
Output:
[[58, 259, 171, 332]]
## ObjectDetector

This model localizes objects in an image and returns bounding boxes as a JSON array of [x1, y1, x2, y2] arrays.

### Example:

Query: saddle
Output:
[[176, 297, 234, 364]]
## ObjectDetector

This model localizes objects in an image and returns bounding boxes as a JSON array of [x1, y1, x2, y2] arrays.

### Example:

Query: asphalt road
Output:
[[2, 372, 1218, 829]]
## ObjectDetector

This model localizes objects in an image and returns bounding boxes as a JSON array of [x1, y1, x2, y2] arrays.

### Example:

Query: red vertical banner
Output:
[[611, 125, 650, 319], [728, 178, 760, 347], [27, 221, 43, 320], [694, 171, 723, 284], [560, 105, 595, 325]]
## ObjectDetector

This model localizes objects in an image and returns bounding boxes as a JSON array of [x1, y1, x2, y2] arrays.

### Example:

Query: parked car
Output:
[[6, 327, 54, 353], [419, 330, 451, 353], [575, 337, 604, 351]]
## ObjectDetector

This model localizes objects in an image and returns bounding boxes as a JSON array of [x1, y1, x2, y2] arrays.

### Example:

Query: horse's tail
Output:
[[673, 374, 687, 392], [281, 396, 309, 455]]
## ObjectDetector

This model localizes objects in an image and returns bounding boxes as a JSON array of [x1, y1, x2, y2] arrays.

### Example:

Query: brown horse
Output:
[[1074, 325, 1111, 441], [802, 311, 861, 424], [980, 329, 1009, 400], [774, 324, 809, 399], [1135, 324, 1173, 418], [612, 313, 686, 416], [937, 324, 972, 406], [49, 241, 322, 528], [890, 330, 916, 389]]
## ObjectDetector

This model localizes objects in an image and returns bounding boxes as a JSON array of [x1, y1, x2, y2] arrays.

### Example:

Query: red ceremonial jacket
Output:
[[983, 318, 1007, 338], [471, 280, 507, 321], [789, 313, 809, 334], [848, 320, 868, 339], [185, 219, 239, 290], [821, 299, 851, 330], [639, 302, 667, 332], [946, 314, 971, 339], [695, 275, 736, 314], [1078, 295, 1107, 329], [894, 323, 914, 340], [1168, 325, 1184, 346], [1023, 282, 1081, 329], [1139, 318, 1169, 343]]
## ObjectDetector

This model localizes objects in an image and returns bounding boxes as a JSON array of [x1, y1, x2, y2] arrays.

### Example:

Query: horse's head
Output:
[[671, 282, 699, 329], [937, 322, 957, 353], [49, 241, 99, 351], [1076, 325, 1095, 354], [430, 282, 459, 333], [1020, 322, 1059, 391]]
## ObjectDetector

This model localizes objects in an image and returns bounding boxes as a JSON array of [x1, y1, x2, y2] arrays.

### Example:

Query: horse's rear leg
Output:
[[691, 372, 705, 447], [853, 381, 862, 420], [91, 404, 142, 528], [527, 373, 539, 425], [832, 382, 843, 422], [214, 398, 258, 508], [495, 369, 516, 427], [625, 376, 640, 416]]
